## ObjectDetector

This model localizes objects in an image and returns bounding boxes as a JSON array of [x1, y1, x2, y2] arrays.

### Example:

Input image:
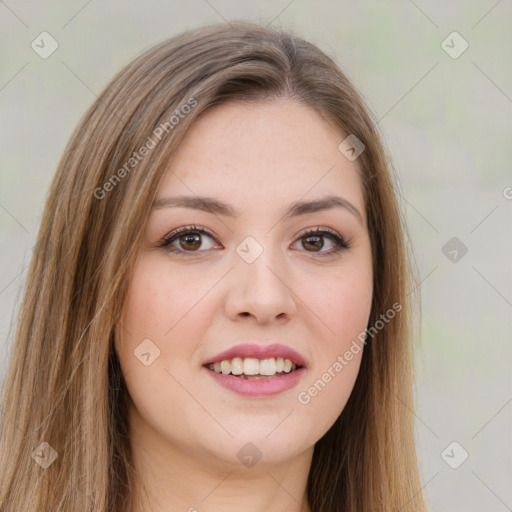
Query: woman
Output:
[[0, 21, 426, 511]]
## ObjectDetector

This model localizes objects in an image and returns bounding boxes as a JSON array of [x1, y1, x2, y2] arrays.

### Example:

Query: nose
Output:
[[224, 242, 298, 325]]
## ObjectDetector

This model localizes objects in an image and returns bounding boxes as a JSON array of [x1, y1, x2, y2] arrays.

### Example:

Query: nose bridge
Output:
[[236, 233, 283, 288], [226, 233, 297, 321]]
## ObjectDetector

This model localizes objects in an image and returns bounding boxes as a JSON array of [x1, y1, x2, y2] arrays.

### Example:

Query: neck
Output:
[[127, 407, 313, 512]]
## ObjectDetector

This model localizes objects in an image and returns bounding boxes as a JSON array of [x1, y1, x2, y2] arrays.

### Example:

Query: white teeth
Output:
[[220, 360, 231, 375], [231, 357, 243, 375], [259, 358, 276, 376], [207, 357, 298, 377], [243, 357, 260, 375]]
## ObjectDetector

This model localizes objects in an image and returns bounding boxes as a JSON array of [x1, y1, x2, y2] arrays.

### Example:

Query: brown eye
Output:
[[178, 233, 202, 251], [293, 228, 350, 256], [302, 235, 324, 252], [159, 225, 219, 256]]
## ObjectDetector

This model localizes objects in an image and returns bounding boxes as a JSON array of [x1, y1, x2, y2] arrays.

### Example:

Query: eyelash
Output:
[[157, 224, 351, 258]]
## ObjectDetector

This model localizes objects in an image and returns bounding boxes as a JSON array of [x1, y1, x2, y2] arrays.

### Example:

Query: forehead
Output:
[[158, 99, 365, 221]]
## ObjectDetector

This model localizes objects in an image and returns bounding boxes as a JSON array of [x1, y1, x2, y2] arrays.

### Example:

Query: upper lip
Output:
[[203, 343, 307, 367]]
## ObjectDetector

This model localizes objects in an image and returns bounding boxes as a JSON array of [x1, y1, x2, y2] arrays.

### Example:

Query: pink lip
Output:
[[203, 343, 307, 367], [203, 367, 306, 397]]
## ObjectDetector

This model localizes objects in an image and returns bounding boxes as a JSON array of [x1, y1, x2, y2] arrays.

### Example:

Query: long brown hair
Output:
[[0, 21, 425, 511]]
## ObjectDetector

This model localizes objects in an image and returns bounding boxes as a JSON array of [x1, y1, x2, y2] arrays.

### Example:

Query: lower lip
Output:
[[203, 367, 306, 397]]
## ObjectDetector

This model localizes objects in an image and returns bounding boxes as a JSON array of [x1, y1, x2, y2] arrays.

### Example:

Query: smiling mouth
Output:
[[205, 356, 301, 379]]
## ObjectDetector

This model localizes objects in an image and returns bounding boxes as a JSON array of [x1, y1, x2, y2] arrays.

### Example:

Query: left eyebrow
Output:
[[282, 195, 363, 225], [152, 194, 363, 225]]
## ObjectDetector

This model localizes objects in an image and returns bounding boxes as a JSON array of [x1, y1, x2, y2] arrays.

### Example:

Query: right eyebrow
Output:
[[152, 195, 237, 216]]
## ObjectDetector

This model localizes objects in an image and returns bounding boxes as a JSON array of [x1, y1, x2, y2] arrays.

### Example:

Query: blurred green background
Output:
[[1, 1, 511, 510]]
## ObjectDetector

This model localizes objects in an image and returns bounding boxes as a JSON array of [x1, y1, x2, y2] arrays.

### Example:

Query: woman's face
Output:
[[117, 98, 373, 469]]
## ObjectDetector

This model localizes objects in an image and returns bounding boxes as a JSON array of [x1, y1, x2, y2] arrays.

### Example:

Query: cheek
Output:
[[295, 259, 372, 428], [306, 259, 373, 350], [115, 260, 177, 386], [296, 291, 368, 435], [296, 351, 363, 436], [115, 259, 205, 434], [120, 257, 209, 341], [117, 255, 215, 387]]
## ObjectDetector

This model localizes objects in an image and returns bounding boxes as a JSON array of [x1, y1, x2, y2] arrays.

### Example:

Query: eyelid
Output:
[[296, 225, 340, 240], [293, 226, 351, 254], [160, 224, 216, 244]]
